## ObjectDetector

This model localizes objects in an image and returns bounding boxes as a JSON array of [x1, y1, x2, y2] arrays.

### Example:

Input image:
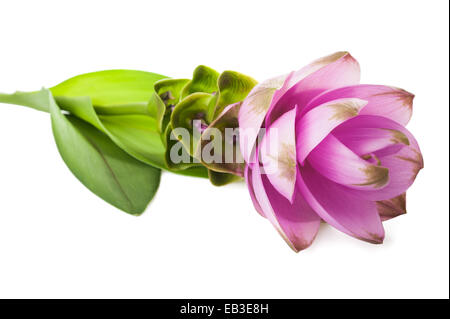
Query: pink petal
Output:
[[265, 52, 361, 127], [296, 98, 368, 164], [252, 163, 321, 252], [301, 85, 414, 125], [260, 108, 297, 202], [336, 115, 423, 201], [244, 164, 265, 217], [238, 74, 288, 163], [333, 126, 410, 156], [297, 162, 385, 244], [308, 134, 389, 190]]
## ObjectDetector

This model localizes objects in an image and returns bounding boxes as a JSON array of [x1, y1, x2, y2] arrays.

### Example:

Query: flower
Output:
[[238, 52, 423, 252]]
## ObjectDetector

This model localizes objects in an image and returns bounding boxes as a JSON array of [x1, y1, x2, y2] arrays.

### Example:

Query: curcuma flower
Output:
[[239, 52, 423, 252], [0, 52, 424, 251]]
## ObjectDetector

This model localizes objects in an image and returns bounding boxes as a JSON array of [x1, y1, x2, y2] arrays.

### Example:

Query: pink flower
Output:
[[239, 52, 423, 252]]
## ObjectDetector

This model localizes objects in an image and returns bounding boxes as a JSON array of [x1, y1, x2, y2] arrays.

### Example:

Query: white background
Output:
[[0, 0, 448, 299]]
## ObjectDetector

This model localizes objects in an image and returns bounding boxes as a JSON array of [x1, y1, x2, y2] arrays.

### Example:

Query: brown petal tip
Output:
[[356, 165, 389, 188], [356, 232, 385, 244], [377, 193, 407, 221], [385, 129, 410, 145]]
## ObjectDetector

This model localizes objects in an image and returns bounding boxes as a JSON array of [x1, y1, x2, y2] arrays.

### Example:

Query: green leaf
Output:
[[0, 90, 52, 112], [54, 95, 167, 169], [147, 92, 166, 133], [47, 89, 162, 215], [181, 65, 219, 99], [214, 70, 257, 117], [100, 114, 166, 167], [50, 69, 167, 115]]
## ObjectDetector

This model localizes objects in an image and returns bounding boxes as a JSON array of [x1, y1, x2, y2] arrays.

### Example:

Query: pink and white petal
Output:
[[270, 71, 296, 107], [272, 52, 361, 109], [333, 126, 410, 156], [336, 116, 423, 201], [297, 162, 385, 244], [296, 98, 368, 164], [239, 74, 288, 163], [245, 164, 265, 217], [308, 134, 389, 190], [302, 85, 414, 125], [377, 193, 407, 221], [265, 52, 361, 126], [260, 108, 297, 202], [335, 115, 420, 149], [252, 163, 321, 252]]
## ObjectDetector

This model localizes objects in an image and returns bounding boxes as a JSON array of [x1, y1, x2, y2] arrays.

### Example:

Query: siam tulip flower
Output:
[[239, 52, 423, 252], [0, 53, 424, 251]]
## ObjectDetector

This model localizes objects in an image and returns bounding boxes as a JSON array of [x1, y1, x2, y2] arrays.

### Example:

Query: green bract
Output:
[[0, 66, 256, 214], [161, 65, 256, 186]]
